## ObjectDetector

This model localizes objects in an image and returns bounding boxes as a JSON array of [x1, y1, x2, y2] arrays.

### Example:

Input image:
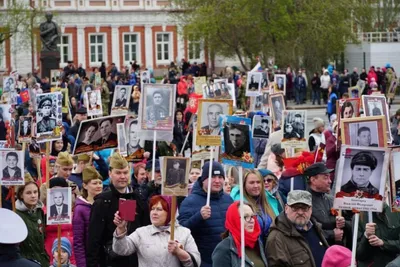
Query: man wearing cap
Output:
[[305, 162, 352, 247], [87, 152, 150, 267], [266, 190, 329, 267], [341, 151, 379, 196], [69, 107, 87, 138], [253, 118, 270, 138], [178, 161, 233, 267], [292, 113, 305, 138], [37, 96, 57, 133], [0, 208, 41, 266], [68, 154, 90, 190]]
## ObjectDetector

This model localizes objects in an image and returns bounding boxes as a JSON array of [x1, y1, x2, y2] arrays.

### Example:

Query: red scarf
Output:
[[225, 201, 261, 258]]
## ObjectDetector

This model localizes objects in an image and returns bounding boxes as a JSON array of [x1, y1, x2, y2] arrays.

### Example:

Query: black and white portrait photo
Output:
[[348, 121, 379, 147], [111, 85, 131, 115], [50, 69, 61, 86], [334, 146, 389, 212], [35, 92, 62, 141], [18, 116, 33, 143], [0, 151, 24, 185], [246, 72, 262, 96], [0, 104, 12, 141], [86, 90, 103, 117], [47, 187, 72, 225], [161, 157, 190, 197], [252, 115, 270, 139], [73, 115, 125, 154], [223, 123, 251, 158], [283, 110, 306, 140], [125, 118, 145, 162], [274, 74, 286, 94], [3, 76, 15, 92], [140, 84, 175, 131], [391, 149, 400, 211], [362, 95, 392, 143], [141, 71, 150, 84], [117, 123, 127, 156], [269, 93, 285, 128]]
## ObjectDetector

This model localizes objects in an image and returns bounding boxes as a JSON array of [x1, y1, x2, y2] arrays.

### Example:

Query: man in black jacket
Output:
[[87, 152, 150, 267], [304, 163, 353, 248]]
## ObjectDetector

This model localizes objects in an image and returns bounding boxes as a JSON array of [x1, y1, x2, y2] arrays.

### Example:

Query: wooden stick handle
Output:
[[170, 196, 177, 241], [11, 186, 15, 212], [57, 224, 61, 267], [46, 142, 50, 188]]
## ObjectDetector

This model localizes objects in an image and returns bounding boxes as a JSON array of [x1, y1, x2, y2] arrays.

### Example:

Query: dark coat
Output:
[[49, 204, 68, 217], [72, 197, 92, 267], [0, 245, 40, 267], [212, 235, 268, 267], [266, 213, 329, 267], [2, 167, 22, 179], [178, 181, 233, 267], [86, 184, 150, 267], [341, 180, 379, 195], [93, 132, 117, 147]]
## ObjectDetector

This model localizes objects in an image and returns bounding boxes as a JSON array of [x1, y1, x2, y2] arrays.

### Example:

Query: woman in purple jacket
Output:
[[72, 166, 103, 267]]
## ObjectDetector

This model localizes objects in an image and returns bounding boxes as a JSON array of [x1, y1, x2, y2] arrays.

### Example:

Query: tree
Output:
[[169, 0, 372, 71], [375, 0, 400, 31]]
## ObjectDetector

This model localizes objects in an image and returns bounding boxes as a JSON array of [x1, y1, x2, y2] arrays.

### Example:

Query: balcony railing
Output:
[[356, 32, 400, 43]]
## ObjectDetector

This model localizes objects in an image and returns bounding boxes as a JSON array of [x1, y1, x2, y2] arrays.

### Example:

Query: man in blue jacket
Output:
[[178, 161, 233, 267]]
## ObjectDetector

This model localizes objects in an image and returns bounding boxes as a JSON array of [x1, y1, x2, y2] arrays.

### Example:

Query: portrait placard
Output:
[[73, 115, 125, 154], [51, 87, 69, 114], [124, 118, 145, 162], [117, 123, 127, 156], [390, 147, 400, 212], [194, 76, 206, 94], [348, 86, 360, 99], [334, 145, 389, 212], [246, 72, 262, 97], [362, 95, 392, 143], [221, 116, 254, 168], [50, 69, 61, 86], [3, 76, 16, 92], [202, 82, 236, 107], [196, 99, 233, 146], [47, 187, 72, 225], [141, 71, 150, 84], [274, 74, 286, 95], [18, 116, 33, 143], [269, 93, 285, 130], [192, 119, 220, 162], [282, 110, 308, 149], [35, 92, 63, 143], [161, 157, 190, 196], [86, 90, 103, 117], [252, 115, 270, 139], [0, 150, 24, 185], [0, 104, 12, 142], [340, 116, 387, 147], [387, 79, 399, 99], [111, 85, 132, 115]]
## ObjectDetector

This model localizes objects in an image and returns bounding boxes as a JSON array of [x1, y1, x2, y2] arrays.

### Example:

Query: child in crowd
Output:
[[51, 237, 77, 267]]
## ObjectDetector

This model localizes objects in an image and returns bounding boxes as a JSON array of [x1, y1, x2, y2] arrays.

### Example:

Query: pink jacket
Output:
[[45, 221, 76, 265]]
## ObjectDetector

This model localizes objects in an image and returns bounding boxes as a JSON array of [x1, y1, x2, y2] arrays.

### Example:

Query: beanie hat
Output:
[[199, 161, 225, 185], [313, 117, 324, 129], [321, 245, 352, 267], [49, 177, 69, 188], [52, 237, 72, 258]]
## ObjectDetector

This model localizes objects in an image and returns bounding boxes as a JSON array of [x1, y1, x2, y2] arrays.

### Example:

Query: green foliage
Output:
[[375, 0, 400, 31], [169, 0, 373, 71]]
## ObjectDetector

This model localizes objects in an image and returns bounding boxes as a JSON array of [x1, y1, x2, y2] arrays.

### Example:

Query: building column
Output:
[[77, 25, 86, 68], [177, 25, 184, 63], [111, 25, 120, 67], [144, 24, 153, 68]]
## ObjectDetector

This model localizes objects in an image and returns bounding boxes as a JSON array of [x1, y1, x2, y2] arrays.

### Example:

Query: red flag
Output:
[[186, 93, 202, 114], [20, 90, 30, 103]]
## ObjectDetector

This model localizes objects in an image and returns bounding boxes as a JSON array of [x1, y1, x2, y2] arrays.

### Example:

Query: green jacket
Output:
[[16, 200, 49, 267], [356, 204, 400, 267]]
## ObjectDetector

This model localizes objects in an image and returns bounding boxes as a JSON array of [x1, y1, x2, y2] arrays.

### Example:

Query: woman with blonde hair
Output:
[[230, 169, 277, 243]]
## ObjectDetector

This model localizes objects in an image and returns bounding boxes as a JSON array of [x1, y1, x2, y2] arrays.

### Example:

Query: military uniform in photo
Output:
[[146, 105, 168, 121], [166, 166, 185, 187]]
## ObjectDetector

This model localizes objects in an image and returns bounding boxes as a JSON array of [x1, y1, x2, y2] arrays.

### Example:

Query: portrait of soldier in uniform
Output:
[[36, 97, 57, 134]]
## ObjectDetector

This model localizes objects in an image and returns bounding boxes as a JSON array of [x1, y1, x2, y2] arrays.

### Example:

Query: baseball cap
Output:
[[287, 190, 312, 206], [304, 163, 333, 177], [76, 107, 87, 115]]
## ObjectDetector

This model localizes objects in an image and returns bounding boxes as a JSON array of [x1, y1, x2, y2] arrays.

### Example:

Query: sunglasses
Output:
[[265, 178, 274, 183]]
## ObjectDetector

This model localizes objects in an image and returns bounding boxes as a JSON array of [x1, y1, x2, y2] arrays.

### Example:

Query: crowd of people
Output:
[[0, 59, 400, 267]]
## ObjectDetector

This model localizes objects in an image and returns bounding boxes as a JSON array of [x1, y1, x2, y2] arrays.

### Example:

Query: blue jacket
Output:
[[279, 175, 307, 198], [178, 181, 233, 267], [327, 92, 338, 115], [294, 75, 307, 90]]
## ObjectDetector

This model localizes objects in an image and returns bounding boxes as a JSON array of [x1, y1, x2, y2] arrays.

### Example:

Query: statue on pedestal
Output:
[[39, 12, 61, 52]]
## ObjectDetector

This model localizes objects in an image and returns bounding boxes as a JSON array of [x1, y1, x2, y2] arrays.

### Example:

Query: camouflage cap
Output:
[[77, 154, 91, 163], [83, 166, 103, 183], [287, 190, 312, 206], [24, 172, 34, 184], [109, 152, 128, 169], [56, 151, 74, 166]]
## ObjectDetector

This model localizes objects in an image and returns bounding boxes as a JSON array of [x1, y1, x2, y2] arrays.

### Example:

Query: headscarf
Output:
[[225, 201, 261, 258]]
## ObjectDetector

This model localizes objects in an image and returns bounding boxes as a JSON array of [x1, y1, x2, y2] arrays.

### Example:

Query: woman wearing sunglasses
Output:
[[212, 201, 267, 266], [259, 169, 286, 213]]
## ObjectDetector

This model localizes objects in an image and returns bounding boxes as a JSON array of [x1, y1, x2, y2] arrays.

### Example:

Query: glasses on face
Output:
[[290, 204, 310, 212], [265, 178, 274, 183], [242, 214, 256, 222]]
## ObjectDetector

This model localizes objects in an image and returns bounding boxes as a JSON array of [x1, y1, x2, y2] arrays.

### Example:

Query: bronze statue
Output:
[[39, 12, 61, 52]]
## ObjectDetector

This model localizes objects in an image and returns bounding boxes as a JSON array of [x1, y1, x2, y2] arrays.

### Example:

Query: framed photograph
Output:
[[202, 82, 236, 106], [334, 145, 390, 212], [340, 116, 387, 147], [221, 115, 254, 168], [390, 147, 400, 212], [274, 74, 286, 95], [86, 90, 103, 117], [50, 69, 61, 86], [141, 71, 150, 84], [35, 92, 63, 143], [192, 118, 220, 162], [250, 95, 264, 112], [47, 187, 72, 225], [282, 110, 307, 149], [18, 116, 33, 143], [252, 115, 271, 139], [387, 79, 399, 99], [362, 95, 392, 143], [196, 99, 233, 146], [73, 115, 125, 154], [3, 76, 16, 92], [0, 104, 12, 142], [161, 157, 190, 196], [269, 93, 285, 130], [194, 76, 206, 95], [338, 98, 361, 121], [124, 118, 145, 162], [117, 123, 127, 156], [94, 72, 101, 87], [246, 72, 262, 97], [0, 150, 24, 185], [111, 85, 131, 115], [139, 84, 175, 131], [348, 86, 360, 99]]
